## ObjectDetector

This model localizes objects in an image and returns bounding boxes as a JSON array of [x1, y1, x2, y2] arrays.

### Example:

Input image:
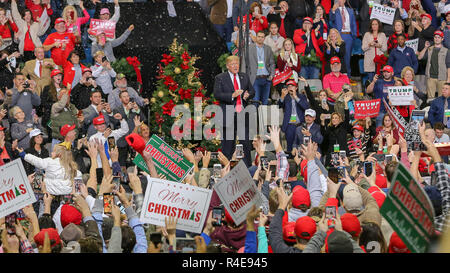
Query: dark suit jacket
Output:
[[293, 122, 324, 149], [213, 71, 255, 128], [113, 105, 147, 148], [82, 105, 119, 137], [278, 93, 309, 132]]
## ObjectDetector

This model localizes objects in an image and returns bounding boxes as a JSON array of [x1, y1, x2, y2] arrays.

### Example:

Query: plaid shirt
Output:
[[276, 151, 289, 181], [434, 162, 450, 233], [20, 239, 35, 253]]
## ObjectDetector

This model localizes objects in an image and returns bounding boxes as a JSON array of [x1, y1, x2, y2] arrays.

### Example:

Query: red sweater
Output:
[[277, 54, 301, 73], [26, 0, 53, 22], [63, 61, 86, 88], [0, 21, 18, 39], [249, 14, 268, 33], [293, 29, 324, 60]]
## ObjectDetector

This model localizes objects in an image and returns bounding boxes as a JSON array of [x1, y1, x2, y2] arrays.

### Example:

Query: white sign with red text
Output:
[[140, 177, 212, 233], [214, 160, 262, 225], [0, 159, 36, 218]]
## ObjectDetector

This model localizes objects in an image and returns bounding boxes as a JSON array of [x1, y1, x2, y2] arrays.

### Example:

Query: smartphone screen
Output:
[[373, 154, 385, 161], [212, 207, 223, 226], [303, 136, 311, 145], [325, 206, 336, 219], [337, 166, 346, 182], [284, 182, 292, 195], [5, 213, 16, 234], [364, 162, 373, 176], [112, 176, 121, 191], [210, 152, 218, 159], [213, 164, 222, 178], [339, 150, 346, 159], [269, 164, 276, 178], [260, 156, 268, 169], [103, 194, 113, 215], [108, 136, 116, 150], [385, 154, 393, 163], [236, 144, 244, 159], [74, 178, 83, 194], [331, 152, 340, 166], [34, 173, 43, 191]]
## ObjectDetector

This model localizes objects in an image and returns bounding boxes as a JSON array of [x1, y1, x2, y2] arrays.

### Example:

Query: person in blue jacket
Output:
[[428, 83, 450, 127], [387, 34, 418, 77], [278, 79, 309, 154]]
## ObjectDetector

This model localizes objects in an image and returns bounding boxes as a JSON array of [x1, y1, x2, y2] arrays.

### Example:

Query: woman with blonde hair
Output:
[[62, 2, 90, 35], [320, 109, 350, 166], [276, 38, 300, 85], [406, 0, 426, 37], [19, 143, 79, 195], [322, 28, 346, 75], [133, 122, 151, 144]]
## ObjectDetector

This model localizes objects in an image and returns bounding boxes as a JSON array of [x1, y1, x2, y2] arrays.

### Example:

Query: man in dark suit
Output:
[[213, 55, 255, 167], [82, 89, 119, 137], [112, 89, 147, 167], [292, 109, 323, 156], [278, 79, 309, 154]]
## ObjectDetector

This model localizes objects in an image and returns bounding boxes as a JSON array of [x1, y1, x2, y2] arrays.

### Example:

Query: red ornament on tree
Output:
[[162, 100, 176, 115], [178, 88, 192, 100], [161, 54, 175, 65]]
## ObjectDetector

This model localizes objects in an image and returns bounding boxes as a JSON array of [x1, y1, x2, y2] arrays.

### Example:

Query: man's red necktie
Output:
[[39, 61, 42, 78], [233, 74, 242, 113]]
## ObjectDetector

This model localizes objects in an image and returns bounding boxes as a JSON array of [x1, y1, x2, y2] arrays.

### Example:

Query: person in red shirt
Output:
[[248, 2, 268, 33], [322, 56, 350, 102], [43, 18, 80, 66], [25, 0, 53, 22], [0, 8, 18, 51]]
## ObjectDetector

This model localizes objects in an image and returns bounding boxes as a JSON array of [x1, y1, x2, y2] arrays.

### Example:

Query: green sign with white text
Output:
[[133, 135, 193, 182], [380, 163, 435, 253]]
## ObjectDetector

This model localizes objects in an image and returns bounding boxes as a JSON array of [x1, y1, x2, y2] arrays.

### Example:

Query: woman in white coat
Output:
[[20, 144, 78, 195]]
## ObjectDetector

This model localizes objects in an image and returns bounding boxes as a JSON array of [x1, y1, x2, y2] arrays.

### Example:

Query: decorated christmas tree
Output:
[[150, 39, 221, 151]]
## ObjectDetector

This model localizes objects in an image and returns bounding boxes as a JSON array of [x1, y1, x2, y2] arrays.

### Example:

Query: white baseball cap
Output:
[[29, 129, 43, 138], [305, 109, 316, 117]]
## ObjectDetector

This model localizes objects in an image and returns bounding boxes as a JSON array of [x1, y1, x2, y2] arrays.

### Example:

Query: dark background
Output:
[[98, 2, 228, 98]]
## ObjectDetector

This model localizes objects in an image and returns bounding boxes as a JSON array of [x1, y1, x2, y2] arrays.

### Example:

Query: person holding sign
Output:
[[387, 34, 418, 77], [418, 30, 450, 99], [366, 65, 396, 126]]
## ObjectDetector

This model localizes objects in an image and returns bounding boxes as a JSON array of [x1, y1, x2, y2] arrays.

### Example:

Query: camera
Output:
[[130, 97, 135, 103], [102, 56, 108, 63], [23, 81, 30, 88]]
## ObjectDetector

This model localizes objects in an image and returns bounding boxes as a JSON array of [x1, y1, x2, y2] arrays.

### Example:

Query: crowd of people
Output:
[[0, 0, 449, 254]]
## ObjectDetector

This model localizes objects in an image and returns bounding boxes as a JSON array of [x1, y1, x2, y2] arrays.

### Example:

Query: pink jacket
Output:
[[65, 9, 90, 34]]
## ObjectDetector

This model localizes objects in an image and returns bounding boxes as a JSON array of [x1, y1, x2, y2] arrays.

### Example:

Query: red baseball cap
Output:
[[93, 114, 106, 125], [51, 69, 63, 78], [330, 56, 341, 64], [55, 17, 65, 24], [382, 65, 394, 73], [286, 79, 297, 86], [60, 204, 82, 228], [82, 67, 92, 74], [303, 17, 313, 24], [0, 126, 5, 131], [294, 216, 317, 240], [282, 222, 297, 243], [434, 30, 444, 38], [371, 191, 386, 208], [388, 232, 411, 253], [421, 13, 432, 21], [60, 124, 76, 137], [34, 228, 62, 248], [292, 185, 311, 208], [340, 213, 361, 237], [352, 124, 364, 132]]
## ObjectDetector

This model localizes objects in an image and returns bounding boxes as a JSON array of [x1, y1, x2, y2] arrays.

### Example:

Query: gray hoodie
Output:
[[288, 159, 324, 222]]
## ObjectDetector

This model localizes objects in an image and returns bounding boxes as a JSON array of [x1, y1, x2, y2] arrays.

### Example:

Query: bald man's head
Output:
[[424, 128, 435, 143]]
